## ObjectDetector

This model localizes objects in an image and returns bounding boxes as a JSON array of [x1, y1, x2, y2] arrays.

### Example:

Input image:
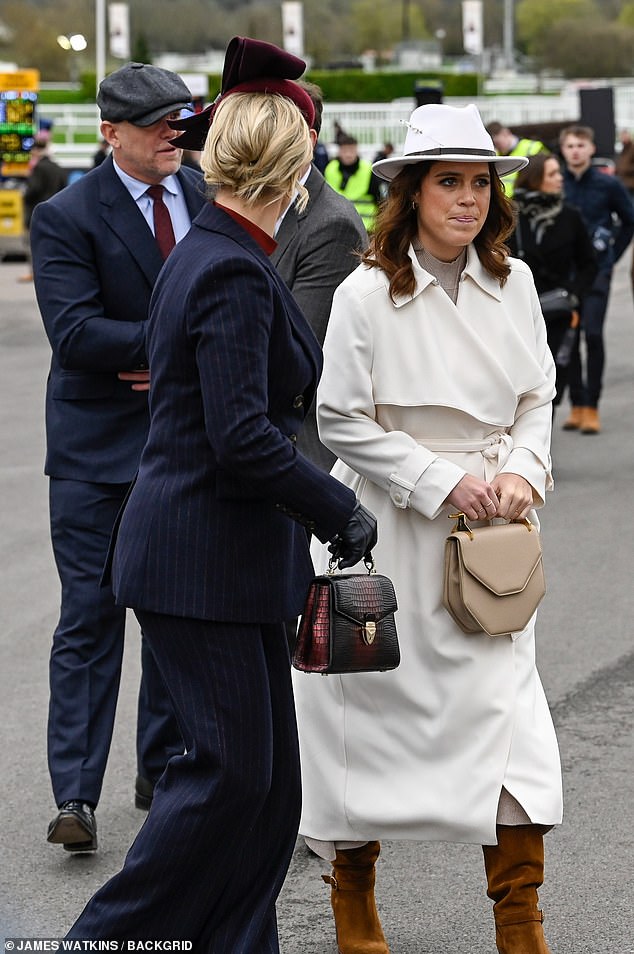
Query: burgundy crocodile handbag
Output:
[[292, 556, 400, 674]]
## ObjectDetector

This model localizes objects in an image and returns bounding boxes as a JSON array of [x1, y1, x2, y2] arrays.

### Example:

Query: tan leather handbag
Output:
[[443, 512, 545, 637]]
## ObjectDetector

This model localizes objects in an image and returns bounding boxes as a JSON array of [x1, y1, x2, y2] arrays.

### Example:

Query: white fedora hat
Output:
[[372, 103, 529, 182]]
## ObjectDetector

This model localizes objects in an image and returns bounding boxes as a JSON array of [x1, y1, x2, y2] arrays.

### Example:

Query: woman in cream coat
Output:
[[292, 104, 563, 954]]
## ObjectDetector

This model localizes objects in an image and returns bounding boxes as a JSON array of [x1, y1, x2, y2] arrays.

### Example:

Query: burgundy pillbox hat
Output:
[[168, 36, 315, 151]]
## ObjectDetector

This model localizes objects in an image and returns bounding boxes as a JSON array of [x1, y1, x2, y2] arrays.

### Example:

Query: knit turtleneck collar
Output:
[[411, 240, 467, 304]]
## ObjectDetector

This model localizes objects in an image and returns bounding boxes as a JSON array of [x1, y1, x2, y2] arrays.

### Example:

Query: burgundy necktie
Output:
[[147, 184, 176, 259]]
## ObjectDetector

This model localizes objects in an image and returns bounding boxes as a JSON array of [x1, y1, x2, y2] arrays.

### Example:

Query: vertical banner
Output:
[[108, 3, 130, 60], [281, 2, 304, 59], [462, 0, 483, 56]]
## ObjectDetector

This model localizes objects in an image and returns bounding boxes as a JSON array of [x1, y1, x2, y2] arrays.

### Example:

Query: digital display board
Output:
[[0, 70, 39, 172], [0, 92, 37, 164]]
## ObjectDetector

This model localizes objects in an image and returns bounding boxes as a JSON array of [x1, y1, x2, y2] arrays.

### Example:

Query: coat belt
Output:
[[417, 433, 513, 482], [388, 433, 513, 510]]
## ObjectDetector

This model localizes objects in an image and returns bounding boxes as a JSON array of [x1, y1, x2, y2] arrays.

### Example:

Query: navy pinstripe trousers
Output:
[[66, 613, 301, 953]]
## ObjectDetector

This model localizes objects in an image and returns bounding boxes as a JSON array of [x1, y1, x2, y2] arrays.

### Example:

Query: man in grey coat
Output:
[[271, 81, 368, 470]]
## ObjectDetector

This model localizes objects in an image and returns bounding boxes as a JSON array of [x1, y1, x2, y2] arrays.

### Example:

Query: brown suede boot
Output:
[[581, 407, 601, 434], [322, 841, 389, 954], [482, 825, 552, 954], [562, 405, 585, 430]]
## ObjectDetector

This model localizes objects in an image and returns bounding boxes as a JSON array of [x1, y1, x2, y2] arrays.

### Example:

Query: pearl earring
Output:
[[411, 200, 417, 211]]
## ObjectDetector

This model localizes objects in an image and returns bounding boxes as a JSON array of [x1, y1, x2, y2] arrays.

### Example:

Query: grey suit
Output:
[[271, 165, 367, 470]]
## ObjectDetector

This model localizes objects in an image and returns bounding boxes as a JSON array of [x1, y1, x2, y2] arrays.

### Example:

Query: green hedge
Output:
[[305, 70, 479, 101], [203, 70, 479, 102], [38, 69, 478, 105], [38, 88, 90, 104], [38, 73, 98, 102]]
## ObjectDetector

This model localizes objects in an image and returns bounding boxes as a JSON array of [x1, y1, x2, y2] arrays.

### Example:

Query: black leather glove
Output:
[[329, 502, 378, 569]]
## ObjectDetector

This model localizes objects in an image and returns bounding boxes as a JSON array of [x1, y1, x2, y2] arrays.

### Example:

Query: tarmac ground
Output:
[[1, 252, 633, 952]]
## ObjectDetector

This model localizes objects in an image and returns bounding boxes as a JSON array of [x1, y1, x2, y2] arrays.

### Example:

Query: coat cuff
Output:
[[409, 458, 466, 519], [388, 446, 465, 520], [388, 444, 435, 509]]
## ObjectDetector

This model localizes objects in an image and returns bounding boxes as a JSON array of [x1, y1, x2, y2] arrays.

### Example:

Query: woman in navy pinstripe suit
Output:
[[64, 41, 377, 953]]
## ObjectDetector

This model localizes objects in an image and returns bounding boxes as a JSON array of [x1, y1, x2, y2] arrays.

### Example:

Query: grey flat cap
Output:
[[98, 62, 192, 126]]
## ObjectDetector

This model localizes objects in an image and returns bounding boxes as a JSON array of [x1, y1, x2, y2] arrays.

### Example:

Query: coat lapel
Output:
[[270, 166, 323, 265], [97, 160, 206, 288], [391, 243, 503, 309], [272, 203, 299, 263], [97, 158, 163, 286]]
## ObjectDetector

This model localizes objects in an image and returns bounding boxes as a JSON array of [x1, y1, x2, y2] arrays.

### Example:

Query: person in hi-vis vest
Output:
[[486, 121, 548, 196], [324, 135, 382, 231]]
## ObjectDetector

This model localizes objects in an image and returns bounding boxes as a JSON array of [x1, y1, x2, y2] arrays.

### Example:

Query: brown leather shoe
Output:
[[581, 407, 601, 434], [562, 406, 585, 430]]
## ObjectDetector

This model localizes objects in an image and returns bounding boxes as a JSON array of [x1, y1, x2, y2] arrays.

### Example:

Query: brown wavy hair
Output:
[[362, 162, 516, 302]]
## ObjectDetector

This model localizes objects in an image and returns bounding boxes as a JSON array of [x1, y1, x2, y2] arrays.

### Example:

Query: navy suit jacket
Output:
[[111, 203, 356, 623], [31, 156, 206, 483]]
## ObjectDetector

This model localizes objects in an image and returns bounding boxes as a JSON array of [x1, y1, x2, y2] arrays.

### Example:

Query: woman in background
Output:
[[509, 152, 597, 408]]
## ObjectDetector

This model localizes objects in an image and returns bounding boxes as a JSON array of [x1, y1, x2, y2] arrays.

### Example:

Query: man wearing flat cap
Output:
[[31, 61, 206, 854]]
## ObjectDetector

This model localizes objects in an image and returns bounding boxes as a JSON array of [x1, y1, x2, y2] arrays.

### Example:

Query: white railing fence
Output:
[[40, 84, 634, 168]]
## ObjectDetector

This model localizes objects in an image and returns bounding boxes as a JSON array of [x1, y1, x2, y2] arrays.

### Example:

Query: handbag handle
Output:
[[448, 512, 534, 538], [327, 551, 376, 575]]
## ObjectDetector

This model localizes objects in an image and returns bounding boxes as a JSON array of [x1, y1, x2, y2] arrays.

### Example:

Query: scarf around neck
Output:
[[514, 189, 563, 244]]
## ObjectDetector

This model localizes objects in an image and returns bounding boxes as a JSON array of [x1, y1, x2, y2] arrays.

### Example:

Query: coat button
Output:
[[293, 395, 304, 408], [289, 433, 297, 444], [394, 492, 403, 504]]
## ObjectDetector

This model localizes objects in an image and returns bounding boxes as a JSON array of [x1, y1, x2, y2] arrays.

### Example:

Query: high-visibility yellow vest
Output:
[[324, 159, 377, 230], [502, 138, 548, 196]]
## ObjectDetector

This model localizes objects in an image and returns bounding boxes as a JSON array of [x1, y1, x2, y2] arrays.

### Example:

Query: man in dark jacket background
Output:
[[560, 123, 634, 434], [18, 138, 67, 282]]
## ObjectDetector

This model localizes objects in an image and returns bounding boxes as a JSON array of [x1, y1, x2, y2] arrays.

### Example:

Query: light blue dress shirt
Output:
[[112, 159, 193, 243]]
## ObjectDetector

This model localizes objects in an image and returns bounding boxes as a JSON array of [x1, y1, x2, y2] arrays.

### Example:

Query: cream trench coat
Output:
[[292, 245, 563, 846]]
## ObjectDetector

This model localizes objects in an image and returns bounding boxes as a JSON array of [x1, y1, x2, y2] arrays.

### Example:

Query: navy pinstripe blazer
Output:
[[31, 156, 205, 483], [112, 203, 356, 623]]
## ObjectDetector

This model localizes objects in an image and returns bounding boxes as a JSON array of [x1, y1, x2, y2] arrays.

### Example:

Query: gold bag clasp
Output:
[[363, 620, 377, 645]]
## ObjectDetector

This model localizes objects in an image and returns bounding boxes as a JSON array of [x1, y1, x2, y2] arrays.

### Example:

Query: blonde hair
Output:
[[201, 93, 312, 211]]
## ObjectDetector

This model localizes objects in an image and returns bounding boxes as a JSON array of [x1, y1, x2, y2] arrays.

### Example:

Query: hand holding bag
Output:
[[292, 554, 400, 674], [443, 513, 545, 637]]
